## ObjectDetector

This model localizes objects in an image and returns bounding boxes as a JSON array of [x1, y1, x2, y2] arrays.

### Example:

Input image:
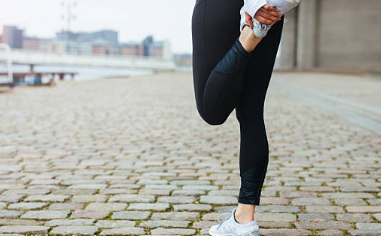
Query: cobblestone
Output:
[[71, 195, 107, 203], [128, 203, 170, 211], [156, 196, 195, 203], [333, 198, 367, 206], [50, 226, 99, 235], [139, 220, 190, 228], [21, 210, 70, 220], [298, 213, 335, 222], [85, 203, 127, 211], [295, 221, 353, 230], [99, 227, 145, 235], [256, 205, 301, 213], [173, 204, 212, 211], [347, 206, 381, 213], [260, 229, 313, 235], [317, 230, 345, 236], [0, 210, 23, 218], [200, 195, 237, 204], [0, 226, 49, 234], [0, 219, 40, 226], [306, 206, 344, 213], [111, 211, 151, 220], [108, 194, 155, 203], [256, 213, 296, 222], [150, 228, 196, 235], [1, 72, 381, 235], [45, 219, 95, 227], [70, 210, 110, 219], [336, 214, 372, 223], [356, 223, 381, 230], [151, 212, 199, 220], [0, 195, 24, 203], [348, 230, 381, 236], [374, 213, 381, 221], [49, 203, 84, 210], [7, 202, 47, 210], [95, 220, 135, 228], [24, 195, 69, 202], [291, 198, 331, 206]]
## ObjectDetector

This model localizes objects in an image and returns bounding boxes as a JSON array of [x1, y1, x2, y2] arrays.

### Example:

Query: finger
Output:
[[260, 8, 281, 18], [245, 12, 254, 28], [245, 12, 252, 20], [254, 15, 275, 25], [246, 18, 254, 28], [257, 9, 280, 22], [263, 4, 277, 12]]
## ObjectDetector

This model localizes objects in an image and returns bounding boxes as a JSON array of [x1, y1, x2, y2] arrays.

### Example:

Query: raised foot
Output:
[[239, 25, 262, 53]]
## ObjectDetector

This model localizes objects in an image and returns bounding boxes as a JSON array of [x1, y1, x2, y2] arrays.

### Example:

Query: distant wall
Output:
[[317, 0, 381, 69], [277, 0, 381, 71]]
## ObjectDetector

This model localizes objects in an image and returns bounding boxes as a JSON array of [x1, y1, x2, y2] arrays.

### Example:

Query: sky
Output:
[[0, 0, 196, 54]]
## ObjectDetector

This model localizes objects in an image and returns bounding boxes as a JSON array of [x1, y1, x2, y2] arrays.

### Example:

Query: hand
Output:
[[245, 11, 254, 28], [248, 4, 282, 26]]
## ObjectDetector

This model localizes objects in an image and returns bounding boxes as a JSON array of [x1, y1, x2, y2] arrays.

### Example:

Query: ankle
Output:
[[239, 25, 261, 53], [234, 210, 254, 224]]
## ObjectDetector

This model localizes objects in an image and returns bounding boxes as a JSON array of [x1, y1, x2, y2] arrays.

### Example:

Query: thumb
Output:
[[245, 12, 254, 28]]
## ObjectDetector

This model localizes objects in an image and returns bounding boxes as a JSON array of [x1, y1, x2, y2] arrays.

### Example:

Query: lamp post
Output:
[[61, 0, 77, 54]]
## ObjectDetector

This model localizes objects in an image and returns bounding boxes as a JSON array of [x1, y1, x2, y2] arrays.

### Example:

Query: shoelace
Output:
[[259, 23, 268, 31], [216, 212, 232, 230]]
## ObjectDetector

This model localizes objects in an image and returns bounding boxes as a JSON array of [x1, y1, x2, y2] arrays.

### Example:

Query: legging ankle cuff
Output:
[[214, 38, 253, 74], [238, 196, 261, 205]]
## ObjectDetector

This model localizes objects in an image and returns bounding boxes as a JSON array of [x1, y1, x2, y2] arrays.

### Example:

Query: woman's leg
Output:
[[192, 0, 251, 126], [235, 16, 284, 219]]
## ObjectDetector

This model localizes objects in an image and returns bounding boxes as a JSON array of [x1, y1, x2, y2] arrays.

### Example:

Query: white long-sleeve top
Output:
[[244, 0, 267, 18]]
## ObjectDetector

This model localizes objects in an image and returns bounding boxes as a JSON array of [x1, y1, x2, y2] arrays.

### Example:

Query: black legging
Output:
[[192, 0, 284, 205]]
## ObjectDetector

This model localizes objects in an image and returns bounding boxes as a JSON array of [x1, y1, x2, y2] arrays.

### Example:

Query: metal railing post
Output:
[[0, 43, 13, 85]]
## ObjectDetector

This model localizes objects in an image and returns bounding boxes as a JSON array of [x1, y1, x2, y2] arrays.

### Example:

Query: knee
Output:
[[203, 116, 226, 126], [197, 107, 227, 126]]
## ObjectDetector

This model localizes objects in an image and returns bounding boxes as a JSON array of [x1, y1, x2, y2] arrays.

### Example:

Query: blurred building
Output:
[[174, 53, 192, 67], [142, 36, 154, 57], [120, 42, 143, 57], [153, 42, 164, 59], [2, 24, 173, 59], [0, 26, 23, 49], [92, 43, 114, 55], [277, 0, 381, 72], [119, 37, 172, 59], [56, 30, 118, 46], [59, 41, 92, 55], [22, 37, 55, 52], [154, 40, 172, 60], [140, 36, 172, 59], [56, 29, 118, 55], [22, 37, 41, 51], [88, 30, 118, 47], [46, 41, 64, 54]]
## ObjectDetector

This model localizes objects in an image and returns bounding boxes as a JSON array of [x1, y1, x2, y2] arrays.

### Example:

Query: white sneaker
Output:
[[209, 207, 260, 236], [252, 0, 301, 38]]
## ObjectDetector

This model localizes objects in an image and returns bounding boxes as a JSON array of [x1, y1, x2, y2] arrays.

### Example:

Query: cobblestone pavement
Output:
[[0, 71, 380, 236]]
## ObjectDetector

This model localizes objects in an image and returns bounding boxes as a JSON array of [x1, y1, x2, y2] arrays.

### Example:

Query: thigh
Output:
[[236, 16, 284, 120], [192, 0, 243, 99]]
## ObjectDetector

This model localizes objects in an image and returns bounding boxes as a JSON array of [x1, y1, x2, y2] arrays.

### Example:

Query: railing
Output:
[[0, 44, 13, 86], [0, 49, 176, 71]]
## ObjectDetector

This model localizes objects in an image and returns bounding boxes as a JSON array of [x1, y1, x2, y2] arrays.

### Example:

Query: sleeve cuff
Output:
[[244, 0, 267, 18]]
